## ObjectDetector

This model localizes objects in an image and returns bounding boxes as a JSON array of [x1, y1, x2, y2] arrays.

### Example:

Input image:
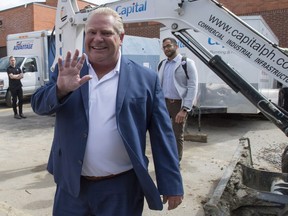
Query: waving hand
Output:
[[56, 50, 92, 99]]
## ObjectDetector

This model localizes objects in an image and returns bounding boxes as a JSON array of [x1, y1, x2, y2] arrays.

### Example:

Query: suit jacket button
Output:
[[78, 160, 83, 165]]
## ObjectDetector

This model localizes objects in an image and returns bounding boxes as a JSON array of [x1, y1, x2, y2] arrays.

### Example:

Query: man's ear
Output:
[[119, 33, 125, 45]]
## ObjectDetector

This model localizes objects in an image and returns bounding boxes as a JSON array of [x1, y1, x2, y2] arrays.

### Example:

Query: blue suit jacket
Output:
[[31, 57, 184, 210]]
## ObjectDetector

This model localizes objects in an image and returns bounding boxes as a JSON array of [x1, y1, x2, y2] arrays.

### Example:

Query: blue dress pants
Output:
[[53, 169, 144, 216]]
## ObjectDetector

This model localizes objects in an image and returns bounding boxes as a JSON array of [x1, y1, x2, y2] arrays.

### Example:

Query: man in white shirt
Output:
[[31, 7, 184, 216], [158, 37, 198, 163]]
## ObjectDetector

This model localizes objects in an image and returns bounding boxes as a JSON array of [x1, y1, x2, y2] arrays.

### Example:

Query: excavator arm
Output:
[[54, 0, 288, 83]]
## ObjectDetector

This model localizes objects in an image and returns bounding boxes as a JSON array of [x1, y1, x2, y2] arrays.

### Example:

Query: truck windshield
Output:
[[0, 57, 24, 72]]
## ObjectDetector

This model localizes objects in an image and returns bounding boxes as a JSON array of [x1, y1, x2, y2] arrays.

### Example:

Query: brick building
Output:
[[0, 0, 288, 57], [0, 0, 93, 57], [218, 0, 288, 48]]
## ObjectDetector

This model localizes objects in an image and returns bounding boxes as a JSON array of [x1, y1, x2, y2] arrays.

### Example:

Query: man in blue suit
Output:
[[31, 7, 184, 216]]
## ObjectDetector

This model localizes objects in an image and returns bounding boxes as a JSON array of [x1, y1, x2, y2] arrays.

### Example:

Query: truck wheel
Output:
[[282, 145, 288, 173], [5, 90, 12, 107]]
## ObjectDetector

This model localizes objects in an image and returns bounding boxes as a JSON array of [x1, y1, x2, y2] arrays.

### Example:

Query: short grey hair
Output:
[[85, 7, 124, 35]]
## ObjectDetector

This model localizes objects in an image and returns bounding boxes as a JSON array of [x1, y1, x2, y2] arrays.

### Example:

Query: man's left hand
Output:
[[175, 110, 187, 124], [162, 195, 183, 210]]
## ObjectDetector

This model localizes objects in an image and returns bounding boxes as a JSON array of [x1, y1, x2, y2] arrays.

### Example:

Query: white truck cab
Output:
[[0, 56, 43, 106], [0, 30, 53, 106]]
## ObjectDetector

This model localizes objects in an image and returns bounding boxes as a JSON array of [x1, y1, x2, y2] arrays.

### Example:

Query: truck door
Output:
[[21, 57, 40, 95]]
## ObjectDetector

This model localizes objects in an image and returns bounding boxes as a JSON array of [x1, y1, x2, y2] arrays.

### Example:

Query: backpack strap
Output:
[[157, 59, 165, 71], [181, 56, 189, 80]]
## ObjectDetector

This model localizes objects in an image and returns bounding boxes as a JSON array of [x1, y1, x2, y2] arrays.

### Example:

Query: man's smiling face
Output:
[[84, 13, 123, 67]]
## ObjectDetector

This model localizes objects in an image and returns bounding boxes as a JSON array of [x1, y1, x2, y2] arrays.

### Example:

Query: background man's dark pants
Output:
[[10, 87, 23, 115], [165, 99, 187, 162]]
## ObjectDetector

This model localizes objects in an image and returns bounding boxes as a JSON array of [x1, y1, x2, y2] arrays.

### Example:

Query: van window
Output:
[[23, 58, 37, 72]]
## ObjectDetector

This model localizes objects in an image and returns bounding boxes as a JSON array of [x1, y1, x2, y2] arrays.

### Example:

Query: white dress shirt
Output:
[[81, 52, 133, 177]]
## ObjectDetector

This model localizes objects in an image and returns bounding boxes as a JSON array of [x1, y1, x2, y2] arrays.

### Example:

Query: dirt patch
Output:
[[256, 142, 288, 171]]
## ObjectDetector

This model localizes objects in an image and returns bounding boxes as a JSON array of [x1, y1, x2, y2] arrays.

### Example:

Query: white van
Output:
[[0, 30, 54, 106]]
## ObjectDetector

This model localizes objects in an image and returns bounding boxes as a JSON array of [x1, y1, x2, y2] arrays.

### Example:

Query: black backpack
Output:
[[157, 56, 189, 79]]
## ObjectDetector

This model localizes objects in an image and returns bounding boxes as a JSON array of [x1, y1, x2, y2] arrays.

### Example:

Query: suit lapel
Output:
[[116, 57, 131, 117], [80, 61, 89, 120]]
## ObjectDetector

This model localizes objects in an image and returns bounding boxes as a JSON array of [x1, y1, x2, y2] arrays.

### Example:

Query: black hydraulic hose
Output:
[[209, 55, 288, 136]]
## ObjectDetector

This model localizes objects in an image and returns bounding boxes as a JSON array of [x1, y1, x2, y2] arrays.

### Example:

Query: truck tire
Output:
[[5, 90, 12, 107], [282, 145, 288, 173]]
